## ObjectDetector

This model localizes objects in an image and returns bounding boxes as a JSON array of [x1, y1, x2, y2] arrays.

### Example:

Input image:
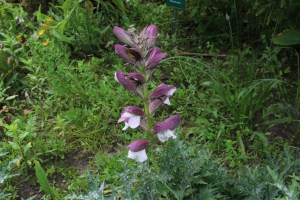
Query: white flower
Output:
[[120, 112, 141, 130], [153, 115, 181, 142], [128, 149, 148, 162], [127, 140, 149, 163], [157, 129, 177, 142], [118, 106, 144, 130]]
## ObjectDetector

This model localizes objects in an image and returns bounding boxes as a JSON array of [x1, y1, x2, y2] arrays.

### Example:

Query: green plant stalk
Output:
[[227, 17, 234, 49], [237, 131, 246, 157], [233, 0, 239, 43], [141, 70, 160, 172], [143, 82, 151, 129]]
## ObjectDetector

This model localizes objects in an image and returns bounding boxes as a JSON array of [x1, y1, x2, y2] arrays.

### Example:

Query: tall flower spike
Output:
[[118, 106, 144, 130], [145, 47, 167, 70], [153, 115, 181, 142], [140, 25, 158, 49], [115, 44, 143, 64], [113, 26, 136, 47], [149, 83, 176, 113], [127, 140, 150, 162], [115, 71, 144, 97]]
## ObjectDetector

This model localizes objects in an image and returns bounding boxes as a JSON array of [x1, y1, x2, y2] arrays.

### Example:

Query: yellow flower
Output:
[[43, 38, 49, 46], [41, 23, 50, 29], [16, 34, 24, 43], [38, 29, 45, 37], [45, 17, 53, 24]]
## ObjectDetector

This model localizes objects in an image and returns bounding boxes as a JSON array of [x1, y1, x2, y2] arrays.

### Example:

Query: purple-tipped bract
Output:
[[128, 140, 150, 152], [123, 106, 144, 116], [113, 26, 135, 47], [150, 83, 176, 100], [140, 25, 158, 48], [145, 47, 167, 69], [153, 115, 181, 133], [115, 71, 144, 97], [114, 44, 143, 64]]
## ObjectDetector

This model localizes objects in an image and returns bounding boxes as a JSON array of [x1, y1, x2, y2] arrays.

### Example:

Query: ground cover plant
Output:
[[0, 0, 300, 199]]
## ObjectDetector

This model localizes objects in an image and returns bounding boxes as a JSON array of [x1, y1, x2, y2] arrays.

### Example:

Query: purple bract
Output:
[[128, 140, 150, 152], [113, 26, 135, 47], [145, 47, 167, 70], [153, 115, 181, 133]]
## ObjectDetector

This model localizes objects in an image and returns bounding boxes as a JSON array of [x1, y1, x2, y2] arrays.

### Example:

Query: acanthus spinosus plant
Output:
[[113, 25, 181, 163]]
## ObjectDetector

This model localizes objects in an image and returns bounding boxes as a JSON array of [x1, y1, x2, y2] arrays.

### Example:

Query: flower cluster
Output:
[[113, 25, 181, 163]]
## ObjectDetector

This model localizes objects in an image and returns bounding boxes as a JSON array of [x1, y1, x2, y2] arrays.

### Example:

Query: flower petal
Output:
[[128, 149, 148, 162], [140, 25, 158, 48], [149, 98, 164, 113], [115, 44, 143, 64], [150, 83, 176, 100], [153, 115, 181, 133], [127, 72, 145, 84], [114, 44, 135, 64], [163, 97, 171, 105], [122, 122, 130, 130], [139, 119, 148, 130], [115, 71, 143, 97], [123, 106, 144, 116], [118, 111, 132, 123], [157, 129, 177, 142], [128, 115, 141, 128], [128, 140, 150, 152], [145, 47, 167, 69], [114, 26, 135, 47]]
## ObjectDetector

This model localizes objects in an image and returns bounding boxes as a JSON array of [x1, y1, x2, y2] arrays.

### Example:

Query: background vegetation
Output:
[[0, 0, 300, 199]]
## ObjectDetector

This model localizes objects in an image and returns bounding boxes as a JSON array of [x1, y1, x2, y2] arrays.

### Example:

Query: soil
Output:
[[17, 149, 92, 199]]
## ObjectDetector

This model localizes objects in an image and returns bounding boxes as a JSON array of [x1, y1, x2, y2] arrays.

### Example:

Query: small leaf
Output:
[[16, 157, 23, 167], [19, 131, 29, 141], [9, 142, 20, 150], [4, 95, 17, 101], [201, 81, 212, 86], [24, 142, 32, 155]]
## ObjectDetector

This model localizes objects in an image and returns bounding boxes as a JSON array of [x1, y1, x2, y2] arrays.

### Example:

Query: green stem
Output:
[[141, 68, 159, 172], [237, 131, 246, 157], [227, 15, 234, 49], [143, 82, 150, 128]]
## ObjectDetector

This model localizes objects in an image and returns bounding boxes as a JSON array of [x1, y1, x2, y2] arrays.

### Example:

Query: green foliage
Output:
[[35, 161, 60, 199], [0, 151, 17, 199], [226, 147, 300, 199], [115, 139, 225, 199], [66, 174, 116, 200], [0, 0, 299, 198], [1, 116, 38, 168], [69, 143, 300, 200], [273, 29, 300, 45], [64, 4, 110, 55]]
